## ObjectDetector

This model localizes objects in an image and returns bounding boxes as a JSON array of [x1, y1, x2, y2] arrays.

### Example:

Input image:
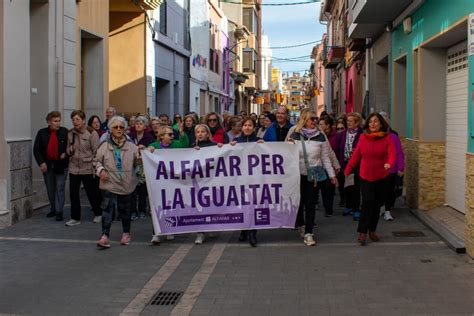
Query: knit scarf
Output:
[[364, 131, 387, 140], [111, 136, 125, 179], [300, 127, 318, 139], [160, 141, 170, 149], [46, 129, 59, 160]]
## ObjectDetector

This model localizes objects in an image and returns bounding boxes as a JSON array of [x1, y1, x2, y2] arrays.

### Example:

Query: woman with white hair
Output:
[[95, 116, 139, 248], [129, 115, 155, 220]]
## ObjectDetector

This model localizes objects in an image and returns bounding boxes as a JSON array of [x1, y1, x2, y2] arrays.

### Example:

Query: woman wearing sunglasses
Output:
[[147, 122, 189, 244], [95, 116, 139, 248], [204, 112, 229, 144], [288, 110, 337, 246]]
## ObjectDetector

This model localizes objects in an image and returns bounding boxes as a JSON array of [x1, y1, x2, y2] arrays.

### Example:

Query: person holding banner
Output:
[[344, 113, 396, 245], [147, 123, 189, 244], [231, 117, 265, 247], [95, 116, 139, 248], [288, 110, 336, 246], [192, 124, 224, 244]]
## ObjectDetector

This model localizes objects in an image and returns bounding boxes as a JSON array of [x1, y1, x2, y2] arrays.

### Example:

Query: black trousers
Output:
[[295, 175, 318, 234], [358, 177, 389, 234], [101, 191, 132, 236], [315, 179, 335, 215], [336, 170, 345, 203], [345, 173, 361, 212], [131, 183, 148, 214], [385, 173, 399, 210], [69, 174, 102, 220]]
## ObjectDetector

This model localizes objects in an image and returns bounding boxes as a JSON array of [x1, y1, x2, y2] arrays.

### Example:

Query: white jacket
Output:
[[289, 130, 335, 179]]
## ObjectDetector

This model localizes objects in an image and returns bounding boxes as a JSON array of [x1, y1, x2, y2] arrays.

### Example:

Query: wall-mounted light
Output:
[[403, 16, 412, 34]]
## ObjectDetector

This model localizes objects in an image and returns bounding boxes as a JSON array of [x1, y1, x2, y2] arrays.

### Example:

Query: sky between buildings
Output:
[[262, 0, 325, 75]]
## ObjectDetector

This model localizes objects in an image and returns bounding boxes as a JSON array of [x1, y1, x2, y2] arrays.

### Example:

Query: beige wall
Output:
[[77, 0, 109, 117], [109, 12, 146, 115]]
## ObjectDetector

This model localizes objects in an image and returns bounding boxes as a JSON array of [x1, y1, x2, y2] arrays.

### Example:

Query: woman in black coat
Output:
[[33, 111, 69, 221], [231, 117, 265, 247]]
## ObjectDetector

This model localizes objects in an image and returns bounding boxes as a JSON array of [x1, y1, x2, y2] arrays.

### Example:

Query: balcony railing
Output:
[[323, 46, 345, 69], [134, 0, 163, 10]]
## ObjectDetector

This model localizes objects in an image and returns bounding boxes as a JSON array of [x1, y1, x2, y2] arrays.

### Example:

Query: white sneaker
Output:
[[65, 219, 81, 227], [195, 233, 205, 245], [93, 216, 102, 223], [304, 233, 316, 246], [384, 211, 394, 221], [379, 206, 386, 216], [298, 226, 305, 238], [166, 235, 175, 241], [150, 235, 161, 245]]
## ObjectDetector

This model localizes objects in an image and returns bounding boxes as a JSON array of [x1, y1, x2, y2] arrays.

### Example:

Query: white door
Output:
[[445, 41, 468, 214]]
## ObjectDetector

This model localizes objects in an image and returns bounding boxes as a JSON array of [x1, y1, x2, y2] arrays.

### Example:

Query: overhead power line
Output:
[[263, 40, 321, 49], [220, 0, 319, 6]]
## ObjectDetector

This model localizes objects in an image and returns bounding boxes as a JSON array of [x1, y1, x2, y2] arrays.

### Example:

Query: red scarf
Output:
[[364, 131, 386, 141], [46, 129, 59, 160]]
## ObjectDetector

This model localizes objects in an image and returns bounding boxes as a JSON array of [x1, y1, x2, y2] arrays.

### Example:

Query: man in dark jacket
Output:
[[263, 107, 293, 142], [33, 111, 69, 221]]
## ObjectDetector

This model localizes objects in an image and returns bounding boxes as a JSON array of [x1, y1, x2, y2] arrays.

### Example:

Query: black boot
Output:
[[239, 230, 248, 241], [249, 230, 257, 247], [46, 211, 56, 218]]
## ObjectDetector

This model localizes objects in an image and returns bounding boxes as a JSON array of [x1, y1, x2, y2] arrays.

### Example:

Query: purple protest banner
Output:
[[142, 143, 300, 235]]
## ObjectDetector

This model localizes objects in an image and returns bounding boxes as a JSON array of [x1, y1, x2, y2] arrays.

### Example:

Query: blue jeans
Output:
[[101, 191, 132, 237], [43, 169, 67, 215]]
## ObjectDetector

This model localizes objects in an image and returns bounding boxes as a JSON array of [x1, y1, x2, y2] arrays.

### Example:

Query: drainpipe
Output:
[[365, 38, 370, 115]]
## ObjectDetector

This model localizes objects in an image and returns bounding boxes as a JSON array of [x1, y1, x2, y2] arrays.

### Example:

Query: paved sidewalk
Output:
[[1, 200, 474, 315]]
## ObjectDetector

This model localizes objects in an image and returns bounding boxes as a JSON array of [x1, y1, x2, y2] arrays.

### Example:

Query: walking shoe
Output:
[[93, 216, 102, 223], [120, 233, 131, 245], [238, 231, 248, 241], [46, 211, 56, 218], [195, 233, 205, 245], [298, 226, 305, 238], [65, 219, 81, 227], [303, 234, 316, 246], [150, 235, 161, 245], [369, 232, 380, 242], [97, 234, 110, 248], [384, 211, 394, 221], [249, 234, 257, 247], [325, 212, 333, 217], [55, 214, 63, 221], [358, 233, 367, 245], [139, 212, 146, 219], [353, 211, 361, 221], [131, 213, 138, 221], [343, 208, 353, 216], [166, 235, 175, 241]]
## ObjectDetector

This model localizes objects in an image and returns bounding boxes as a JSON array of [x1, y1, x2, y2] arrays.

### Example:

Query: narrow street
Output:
[[1, 200, 473, 315]]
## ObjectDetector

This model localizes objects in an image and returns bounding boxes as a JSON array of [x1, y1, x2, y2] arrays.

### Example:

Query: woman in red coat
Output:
[[344, 113, 396, 245]]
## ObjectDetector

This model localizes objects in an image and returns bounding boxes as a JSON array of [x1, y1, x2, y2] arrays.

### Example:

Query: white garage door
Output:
[[445, 41, 468, 214]]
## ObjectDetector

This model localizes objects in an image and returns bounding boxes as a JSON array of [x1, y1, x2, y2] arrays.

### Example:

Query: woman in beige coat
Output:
[[95, 116, 139, 248], [66, 110, 102, 227]]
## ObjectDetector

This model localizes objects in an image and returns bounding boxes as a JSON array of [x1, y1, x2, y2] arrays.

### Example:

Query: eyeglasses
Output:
[[309, 117, 318, 121], [112, 126, 125, 130], [337, 127, 344, 131], [208, 118, 218, 122], [175, 116, 181, 119], [164, 133, 174, 137]]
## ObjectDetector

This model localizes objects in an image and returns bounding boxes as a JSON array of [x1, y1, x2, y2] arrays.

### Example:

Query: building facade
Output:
[[0, 0, 110, 228], [154, 0, 191, 116]]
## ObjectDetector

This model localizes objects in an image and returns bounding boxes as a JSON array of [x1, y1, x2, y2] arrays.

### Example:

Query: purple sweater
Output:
[[389, 132, 405, 174]]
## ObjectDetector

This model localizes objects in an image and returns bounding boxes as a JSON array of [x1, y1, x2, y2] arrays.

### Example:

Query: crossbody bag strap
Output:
[[300, 133, 310, 170]]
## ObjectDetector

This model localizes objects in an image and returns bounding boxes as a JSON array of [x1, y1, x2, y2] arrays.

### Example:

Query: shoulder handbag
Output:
[[300, 134, 328, 184]]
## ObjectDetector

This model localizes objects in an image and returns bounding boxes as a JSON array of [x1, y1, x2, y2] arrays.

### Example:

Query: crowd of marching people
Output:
[[33, 105, 404, 249]]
